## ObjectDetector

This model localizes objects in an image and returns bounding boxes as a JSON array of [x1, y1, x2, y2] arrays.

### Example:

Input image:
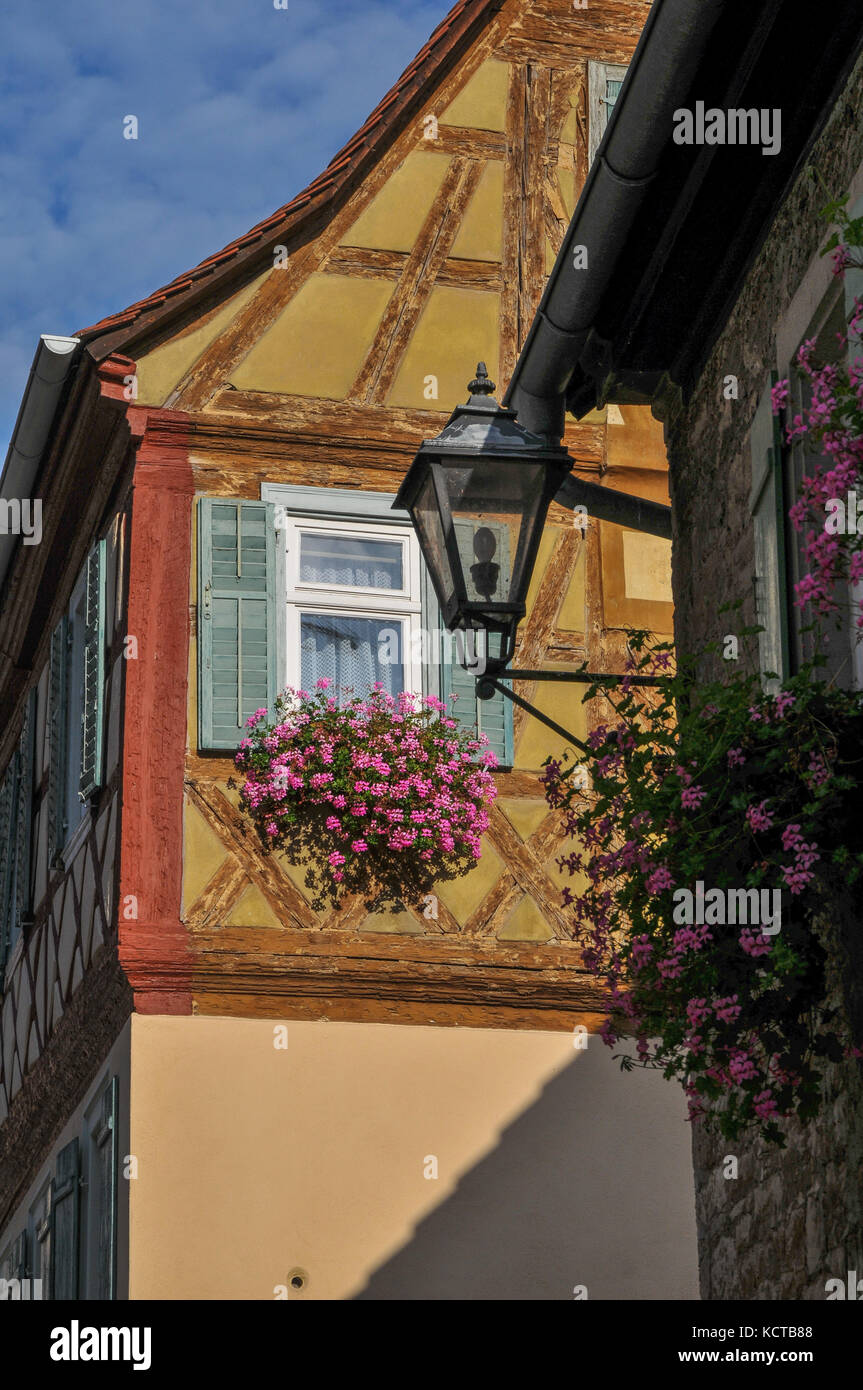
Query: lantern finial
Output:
[[468, 362, 496, 399]]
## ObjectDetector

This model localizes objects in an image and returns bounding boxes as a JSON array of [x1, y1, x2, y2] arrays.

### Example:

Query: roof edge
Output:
[[76, 0, 504, 360], [0, 335, 81, 592]]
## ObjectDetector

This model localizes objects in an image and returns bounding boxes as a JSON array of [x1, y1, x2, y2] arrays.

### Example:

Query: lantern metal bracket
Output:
[[475, 668, 662, 759]]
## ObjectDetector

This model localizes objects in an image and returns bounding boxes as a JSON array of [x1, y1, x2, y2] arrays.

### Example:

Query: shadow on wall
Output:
[[353, 1044, 700, 1301]]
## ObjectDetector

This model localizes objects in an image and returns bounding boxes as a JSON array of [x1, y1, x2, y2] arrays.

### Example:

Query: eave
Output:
[[507, 0, 863, 435], [0, 336, 79, 593]]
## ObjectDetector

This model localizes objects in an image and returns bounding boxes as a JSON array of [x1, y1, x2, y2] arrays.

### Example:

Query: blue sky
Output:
[[0, 0, 447, 454]]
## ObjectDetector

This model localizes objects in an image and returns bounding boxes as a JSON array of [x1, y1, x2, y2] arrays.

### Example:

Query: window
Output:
[[753, 290, 858, 690], [83, 1076, 118, 1299], [588, 61, 628, 167], [282, 514, 423, 704], [63, 569, 90, 844], [0, 688, 36, 980], [750, 377, 790, 687], [0, 537, 107, 980], [0, 1229, 27, 1299], [198, 489, 513, 764], [0, 1074, 120, 1301], [785, 294, 855, 684], [29, 1180, 52, 1299], [47, 539, 108, 863]]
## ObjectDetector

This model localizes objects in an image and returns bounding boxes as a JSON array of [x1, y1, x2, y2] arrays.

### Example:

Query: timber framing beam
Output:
[[348, 156, 485, 404]]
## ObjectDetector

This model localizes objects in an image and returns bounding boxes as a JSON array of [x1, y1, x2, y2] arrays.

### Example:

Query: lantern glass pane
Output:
[[443, 458, 546, 607], [411, 469, 455, 612]]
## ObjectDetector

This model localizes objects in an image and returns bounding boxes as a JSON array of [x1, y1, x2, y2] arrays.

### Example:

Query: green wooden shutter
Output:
[[33, 1188, 52, 1299], [198, 499, 279, 752], [50, 1137, 80, 1301], [48, 617, 69, 862], [0, 694, 37, 982], [11, 690, 36, 951], [11, 1230, 28, 1289], [79, 539, 107, 800], [441, 520, 513, 768], [92, 1076, 119, 1299], [0, 760, 16, 982], [0, 1230, 28, 1299]]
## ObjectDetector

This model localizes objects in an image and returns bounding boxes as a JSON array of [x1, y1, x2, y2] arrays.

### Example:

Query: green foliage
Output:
[[544, 626, 863, 1144]]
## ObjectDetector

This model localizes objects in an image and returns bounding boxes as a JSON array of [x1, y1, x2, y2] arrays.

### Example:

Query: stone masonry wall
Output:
[[691, 919, 863, 1300], [662, 51, 863, 1299]]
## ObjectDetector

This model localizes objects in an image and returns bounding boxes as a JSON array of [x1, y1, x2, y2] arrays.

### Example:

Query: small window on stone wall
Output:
[[588, 62, 628, 168], [786, 293, 855, 685]]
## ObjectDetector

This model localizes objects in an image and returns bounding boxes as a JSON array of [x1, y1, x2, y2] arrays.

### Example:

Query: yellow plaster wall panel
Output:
[[606, 404, 669, 473], [547, 841, 590, 897], [622, 532, 673, 605], [559, 168, 577, 219], [497, 894, 554, 942], [182, 802, 229, 914], [439, 59, 508, 132], [435, 838, 503, 925], [450, 161, 504, 262], [135, 273, 267, 406], [359, 910, 424, 936], [220, 783, 242, 811], [231, 275, 394, 399], [339, 153, 451, 252], [557, 542, 587, 632], [273, 849, 315, 901], [524, 525, 564, 618], [498, 799, 549, 843], [224, 884, 283, 930], [560, 98, 578, 146], [601, 522, 674, 633], [387, 286, 500, 412], [514, 673, 589, 771]]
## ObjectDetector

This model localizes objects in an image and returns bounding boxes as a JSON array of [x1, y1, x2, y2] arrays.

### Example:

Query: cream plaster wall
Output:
[[127, 1014, 698, 1301]]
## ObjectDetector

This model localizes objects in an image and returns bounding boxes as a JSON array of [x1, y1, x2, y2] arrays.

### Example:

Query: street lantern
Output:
[[393, 363, 572, 671]]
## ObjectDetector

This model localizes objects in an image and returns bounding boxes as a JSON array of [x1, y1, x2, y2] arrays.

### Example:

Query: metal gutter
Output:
[[0, 335, 80, 593], [504, 0, 727, 440]]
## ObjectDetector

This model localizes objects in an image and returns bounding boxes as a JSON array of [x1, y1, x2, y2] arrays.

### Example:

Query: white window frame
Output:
[[749, 381, 787, 692], [262, 486, 425, 700], [588, 61, 628, 167]]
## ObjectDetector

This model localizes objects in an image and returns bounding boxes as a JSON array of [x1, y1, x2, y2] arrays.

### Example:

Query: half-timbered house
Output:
[[0, 0, 698, 1300]]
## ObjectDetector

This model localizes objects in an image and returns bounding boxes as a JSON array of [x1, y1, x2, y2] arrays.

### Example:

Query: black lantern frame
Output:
[[396, 363, 670, 750], [393, 364, 573, 672]]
